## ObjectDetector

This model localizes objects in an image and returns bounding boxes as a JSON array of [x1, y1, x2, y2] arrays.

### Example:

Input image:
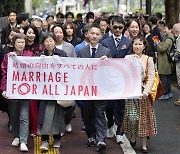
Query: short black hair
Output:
[[94, 18, 108, 25], [17, 13, 29, 24], [148, 15, 158, 25], [65, 12, 74, 19], [56, 12, 64, 18], [86, 12, 94, 22], [158, 21, 165, 26], [8, 10, 17, 16], [155, 12, 163, 20], [77, 13, 82, 18], [111, 15, 125, 25], [46, 15, 54, 20], [126, 19, 140, 29]]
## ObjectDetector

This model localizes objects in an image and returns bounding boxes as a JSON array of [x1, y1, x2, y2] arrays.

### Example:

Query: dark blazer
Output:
[[99, 32, 110, 43], [101, 35, 131, 58], [77, 44, 112, 58], [152, 26, 163, 42], [40, 47, 67, 57], [145, 34, 156, 62], [77, 44, 111, 142]]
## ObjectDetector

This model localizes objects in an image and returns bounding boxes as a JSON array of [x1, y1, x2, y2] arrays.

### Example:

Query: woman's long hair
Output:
[[63, 22, 77, 38], [24, 24, 40, 47]]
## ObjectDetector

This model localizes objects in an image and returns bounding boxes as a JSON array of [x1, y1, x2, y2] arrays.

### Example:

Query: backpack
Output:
[[165, 37, 176, 62]]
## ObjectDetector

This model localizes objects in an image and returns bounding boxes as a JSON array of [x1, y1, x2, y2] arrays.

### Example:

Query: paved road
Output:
[[0, 84, 179, 154], [0, 112, 34, 154], [0, 106, 124, 154], [135, 85, 180, 154]]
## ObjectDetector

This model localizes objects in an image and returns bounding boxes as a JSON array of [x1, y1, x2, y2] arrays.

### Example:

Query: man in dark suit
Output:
[[148, 15, 163, 64], [77, 24, 111, 152], [148, 15, 163, 42], [1, 10, 17, 45], [101, 16, 131, 144]]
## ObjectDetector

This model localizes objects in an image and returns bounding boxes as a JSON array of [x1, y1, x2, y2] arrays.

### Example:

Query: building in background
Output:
[[56, 0, 77, 15]]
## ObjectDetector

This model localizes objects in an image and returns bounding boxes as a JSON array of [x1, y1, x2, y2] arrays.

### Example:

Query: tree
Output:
[[165, 0, 180, 25], [0, 0, 24, 17]]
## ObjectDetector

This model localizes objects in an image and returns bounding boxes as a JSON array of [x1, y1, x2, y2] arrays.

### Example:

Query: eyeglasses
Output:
[[113, 25, 124, 30]]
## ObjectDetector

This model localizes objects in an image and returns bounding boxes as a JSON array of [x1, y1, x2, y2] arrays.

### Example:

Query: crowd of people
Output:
[[0, 9, 179, 153]]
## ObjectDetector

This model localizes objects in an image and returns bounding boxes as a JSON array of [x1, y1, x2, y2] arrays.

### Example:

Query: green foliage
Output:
[[51, 0, 57, 5], [151, 0, 165, 14], [0, 0, 24, 17], [100, 5, 117, 13], [32, 0, 43, 8]]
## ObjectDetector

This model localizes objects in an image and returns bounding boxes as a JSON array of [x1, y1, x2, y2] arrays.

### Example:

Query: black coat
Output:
[[40, 47, 68, 57]]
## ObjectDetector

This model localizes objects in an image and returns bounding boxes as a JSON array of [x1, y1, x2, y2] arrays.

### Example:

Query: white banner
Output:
[[7, 56, 142, 100]]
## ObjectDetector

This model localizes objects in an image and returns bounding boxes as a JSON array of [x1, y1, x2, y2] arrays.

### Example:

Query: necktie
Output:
[[91, 48, 96, 58], [115, 38, 121, 49]]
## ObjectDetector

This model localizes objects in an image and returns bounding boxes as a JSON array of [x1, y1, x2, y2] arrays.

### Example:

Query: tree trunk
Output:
[[146, 0, 151, 15], [165, 0, 180, 25]]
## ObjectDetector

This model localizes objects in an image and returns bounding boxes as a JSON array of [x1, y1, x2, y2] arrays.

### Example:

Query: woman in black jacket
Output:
[[38, 32, 67, 152]]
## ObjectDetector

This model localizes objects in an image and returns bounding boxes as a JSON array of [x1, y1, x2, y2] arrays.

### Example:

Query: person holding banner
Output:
[[123, 35, 157, 153], [101, 15, 131, 144], [38, 32, 68, 152], [23, 24, 44, 138], [51, 24, 76, 57], [0, 27, 20, 132], [52, 24, 76, 134], [77, 23, 111, 152], [1, 33, 33, 152]]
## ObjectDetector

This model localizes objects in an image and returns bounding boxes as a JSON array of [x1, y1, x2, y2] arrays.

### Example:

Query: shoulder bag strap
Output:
[[145, 56, 149, 81]]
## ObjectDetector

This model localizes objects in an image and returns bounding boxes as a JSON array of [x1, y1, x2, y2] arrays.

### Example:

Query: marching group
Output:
[[0, 10, 179, 153]]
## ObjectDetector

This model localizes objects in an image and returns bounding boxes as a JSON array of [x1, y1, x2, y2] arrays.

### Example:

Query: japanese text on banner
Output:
[[7, 56, 142, 100]]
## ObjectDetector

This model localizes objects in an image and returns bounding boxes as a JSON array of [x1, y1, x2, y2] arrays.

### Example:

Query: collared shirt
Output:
[[145, 33, 151, 39], [113, 34, 122, 47], [10, 23, 17, 28], [90, 44, 99, 57], [109, 31, 113, 36], [152, 25, 156, 30]]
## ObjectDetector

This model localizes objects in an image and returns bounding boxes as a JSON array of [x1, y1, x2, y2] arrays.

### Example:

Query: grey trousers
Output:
[[9, 100, 30, 144], [83, 100, 107, 142]]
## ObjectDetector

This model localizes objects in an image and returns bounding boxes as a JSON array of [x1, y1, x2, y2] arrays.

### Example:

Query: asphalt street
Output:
[[135, 84, 180, 154], [0, 83, 179, 154]]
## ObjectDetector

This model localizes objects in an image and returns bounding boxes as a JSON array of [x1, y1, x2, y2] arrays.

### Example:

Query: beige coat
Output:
[[125, 54, 155, 95]]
